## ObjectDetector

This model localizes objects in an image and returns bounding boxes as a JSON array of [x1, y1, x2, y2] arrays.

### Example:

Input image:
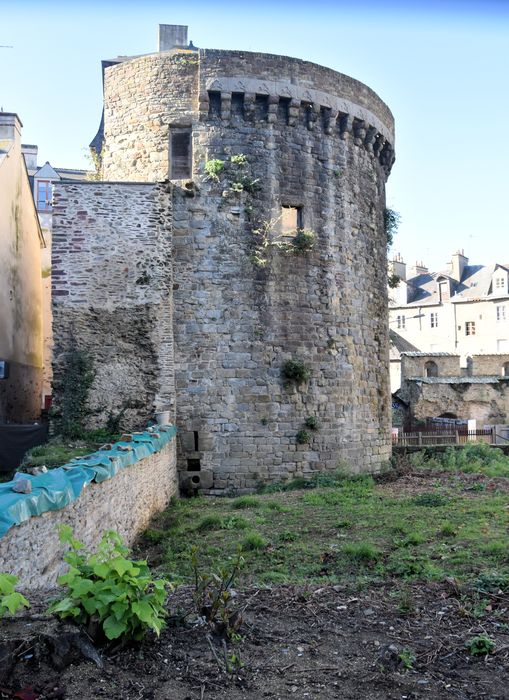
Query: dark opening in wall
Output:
[[187, 458, 201, 471], [321, 106, 331, 131], [170, 128, 192, 179], [208, 91, 221, 118], [194, 430, 199, 451], [277, 97, 290, 124], [255, 94, 269, 120], [231, 92, 245, 119]]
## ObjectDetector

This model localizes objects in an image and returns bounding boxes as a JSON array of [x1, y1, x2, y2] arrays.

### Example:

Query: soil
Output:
[[2, 579, 509, 700]]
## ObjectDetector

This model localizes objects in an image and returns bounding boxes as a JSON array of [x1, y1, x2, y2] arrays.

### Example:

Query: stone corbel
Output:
[[306, 103, 320, 131], [288, 98, 300, 127], [353, 119, 367, 146], [339, 113, 354, 140], [373, 134, 386, 157], [364, 125, 378, 153], [243, 92, 256, 121], [220, 91, 232, 122], [267, 95, 279, 124], [324, 108, 338, 135]]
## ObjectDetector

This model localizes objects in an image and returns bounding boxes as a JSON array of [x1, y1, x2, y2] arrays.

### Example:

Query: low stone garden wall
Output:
[[0, 427, 178, 589]]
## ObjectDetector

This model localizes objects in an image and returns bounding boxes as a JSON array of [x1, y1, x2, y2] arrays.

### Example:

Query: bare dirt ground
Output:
[[2, 580, 509, 700]]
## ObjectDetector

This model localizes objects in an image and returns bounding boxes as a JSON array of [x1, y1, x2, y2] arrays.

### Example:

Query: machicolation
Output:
[[52, 24, 395, 493]]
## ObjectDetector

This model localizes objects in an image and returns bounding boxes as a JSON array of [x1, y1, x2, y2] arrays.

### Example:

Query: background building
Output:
[[389, 251, 509, 391], [0, 113, 44, 423]]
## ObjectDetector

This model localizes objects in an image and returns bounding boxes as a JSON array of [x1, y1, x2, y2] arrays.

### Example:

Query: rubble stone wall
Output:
[[0, 436, 177, 589], [51, 181, 174, 429]]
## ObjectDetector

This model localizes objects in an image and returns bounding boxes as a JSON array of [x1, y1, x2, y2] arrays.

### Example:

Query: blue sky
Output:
[[1, 0, 508, 272]]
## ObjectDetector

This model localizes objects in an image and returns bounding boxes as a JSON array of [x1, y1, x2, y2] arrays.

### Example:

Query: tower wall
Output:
[[92, 48, 394, 489]]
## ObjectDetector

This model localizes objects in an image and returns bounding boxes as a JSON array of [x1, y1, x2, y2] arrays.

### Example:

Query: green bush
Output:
[[49, 526, 171, 642], [281, 359, 311, 383], [296, 429, 311, 445], [465, 635, 496, 656], [291, 229, 316, 253], [304, 416, 320, 431], [0, 574, 29, 618], [204, 159, 225, 181]]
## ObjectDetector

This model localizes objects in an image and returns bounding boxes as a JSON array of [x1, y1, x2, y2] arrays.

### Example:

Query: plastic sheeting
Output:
[[0, 425, 177, 539]]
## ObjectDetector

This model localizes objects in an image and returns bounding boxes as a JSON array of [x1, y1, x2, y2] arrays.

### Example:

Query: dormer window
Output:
[[495, 277, 506, 290], [36, 180, 52, 211]]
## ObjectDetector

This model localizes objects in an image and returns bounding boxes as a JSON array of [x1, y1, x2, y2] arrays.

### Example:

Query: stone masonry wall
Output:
[[51, 182, 174, 430], [87, 47, 395, 490], [0, 436, 177, 589]]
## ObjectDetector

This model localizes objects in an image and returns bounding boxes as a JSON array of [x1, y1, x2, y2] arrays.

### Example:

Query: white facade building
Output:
[[389, 251, 509, 391]]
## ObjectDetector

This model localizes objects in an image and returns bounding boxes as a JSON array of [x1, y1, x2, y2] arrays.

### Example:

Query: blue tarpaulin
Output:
[[0, 425, 177, 539]]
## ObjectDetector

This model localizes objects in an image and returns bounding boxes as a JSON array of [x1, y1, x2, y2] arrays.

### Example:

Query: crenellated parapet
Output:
[[198, 75, 395, 175]]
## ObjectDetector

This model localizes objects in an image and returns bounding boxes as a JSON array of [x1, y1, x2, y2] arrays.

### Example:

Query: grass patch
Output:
[[20, 430, 122, 471], [140, 463, 509, 589]]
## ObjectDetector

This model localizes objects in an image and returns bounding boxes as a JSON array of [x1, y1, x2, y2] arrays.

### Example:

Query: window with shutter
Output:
[[170, 129, 192, 179]]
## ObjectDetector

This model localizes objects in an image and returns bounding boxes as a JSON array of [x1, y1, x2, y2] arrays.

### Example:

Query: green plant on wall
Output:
[[251, 217, 316, 267], [58, 340, 95, 438], [281, 359, 311, 384], [204, 159, 225, 181], [384, 207, 400, 251], [0, 574, 29, 618], [296, 429, 311, 444]]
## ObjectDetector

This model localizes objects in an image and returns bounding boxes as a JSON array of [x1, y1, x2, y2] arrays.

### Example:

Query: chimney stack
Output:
[[450, 249, 468, 282], [0, 113, 22, 152], [21, 143, 38, 170], [389, 252, 406, 282], [408, 261, 428, 278], [158, 24, 188, 52]]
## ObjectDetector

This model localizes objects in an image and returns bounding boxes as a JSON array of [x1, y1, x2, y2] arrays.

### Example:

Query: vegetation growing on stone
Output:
[[0, 574, 29, 618], [281, 358, 311, 383], [296, 429, 311, 444]]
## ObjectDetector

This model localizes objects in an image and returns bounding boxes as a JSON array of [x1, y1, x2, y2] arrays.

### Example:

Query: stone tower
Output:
[[57, 25, 395, 492]]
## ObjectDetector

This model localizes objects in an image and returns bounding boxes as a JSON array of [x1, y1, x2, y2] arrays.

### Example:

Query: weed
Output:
[[465, 635, 496, 656], [304, 416, 320, 431], [230, 154, 248, 166], [196, 515, 224, 532], [143, 528, 166, 544], [0, 574, 29, 618], [279, 531, 298, 543], [474, 571, 509, 593], [342, 542, 381, 563], [337, 519, 353, 530], [439, 522, 457, 538], [395, 588, 415, 615], [292, 229, 316, 253], [222, 515, 250, 530], [191, 546, 244, 639], [411, 493, 448, 507], [264, 501, 288, 512], [281, 359, 311, 383], [231, 496, 260, 510], [296, 429, 311, 445], [396, 532, 425, 548], [398, 648, 416, 669], [49, 526, 170, 642], [242, 533, 267, 551], [204, 159, 225, 181]]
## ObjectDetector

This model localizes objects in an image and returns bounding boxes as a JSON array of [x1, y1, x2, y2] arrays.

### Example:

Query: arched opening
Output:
[[503, 362, 509, 378], [439, 412, 458, 420], [425, 360, 438, 378]]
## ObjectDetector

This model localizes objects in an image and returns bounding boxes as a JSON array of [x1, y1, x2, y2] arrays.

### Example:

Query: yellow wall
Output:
[[0, 116, 44, 421]]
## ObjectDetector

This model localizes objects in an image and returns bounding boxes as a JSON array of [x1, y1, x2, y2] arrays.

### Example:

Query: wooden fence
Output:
[[392, 428, 495, 447]]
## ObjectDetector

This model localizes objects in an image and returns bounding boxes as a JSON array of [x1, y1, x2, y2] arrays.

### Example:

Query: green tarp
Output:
[[0, 426, 177, 539]]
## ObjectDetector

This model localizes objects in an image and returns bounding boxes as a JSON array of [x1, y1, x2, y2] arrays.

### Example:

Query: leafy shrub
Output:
[[291, 229, 316, 253], [304, 416, 320, 431], [465, 635, 496, 656], [49, 526, 170, 642], [204, 159, 225, 181], [281, 359, 311, 383], [0, 574, 29, 618], [296, 429, 311, 445]]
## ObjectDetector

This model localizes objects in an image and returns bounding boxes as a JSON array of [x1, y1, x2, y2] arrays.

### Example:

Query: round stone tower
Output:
[[95, 37, 396, 492]]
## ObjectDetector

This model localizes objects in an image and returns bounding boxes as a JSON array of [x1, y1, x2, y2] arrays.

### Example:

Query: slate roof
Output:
[[397, 263, 509, 308], [402, 351, 458, 358], [389, 331, 420, 360]]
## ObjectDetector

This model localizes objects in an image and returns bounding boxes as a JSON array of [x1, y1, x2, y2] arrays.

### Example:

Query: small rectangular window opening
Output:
[[255, 94, 269, 120], [277, 97, 290, 124], [281, 205, 303, 237], [231, 92, 244, 119], [187, 458, 201, 472], [193, 430, 199, 451], [170, 129, 192, 179]]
